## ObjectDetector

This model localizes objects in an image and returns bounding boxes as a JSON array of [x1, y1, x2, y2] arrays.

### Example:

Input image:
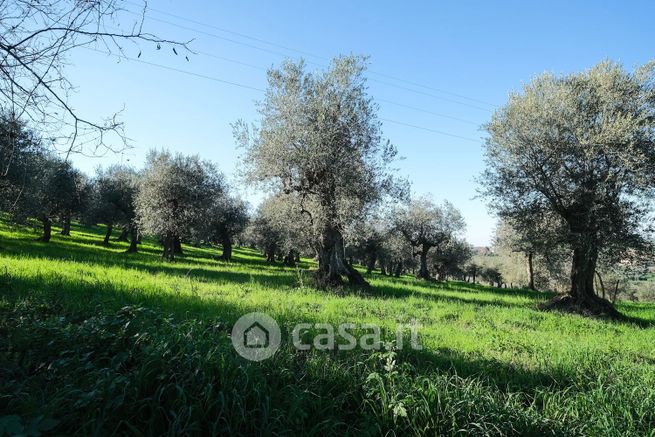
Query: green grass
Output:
[[1, 220, 655, 435]]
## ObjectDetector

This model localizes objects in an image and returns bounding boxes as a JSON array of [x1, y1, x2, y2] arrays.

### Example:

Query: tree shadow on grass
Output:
[[2, 273, 578, 397], [367, 275, 655, 328], [368, 279, 547, 310], [449, 280, 555, 299], [396, 346, 572, 392], [4, 224, 654, 328], [601, 311, 655, 328], [0, 232, 305, 287]]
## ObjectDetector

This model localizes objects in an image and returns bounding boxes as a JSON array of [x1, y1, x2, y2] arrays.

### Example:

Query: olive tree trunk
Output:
[[102, 223, 113, 246], [173, 236, 183, 254], [162, 233, 176, 261], [284, 250, 296, 267], [221, 236, 233, 261], [526, 251, 535, 290], [38, 215, 52, 242], [265, 243, 277, 263], [547, 231, 618, 316], [365, 253, 376, 274], [315, 226, 368, 287], [570, 243, 598, 303], [116, 227, 129, 242], [126, 225, 139, 253], [417, 245, 431, 280], [60, 214, 71, 236]]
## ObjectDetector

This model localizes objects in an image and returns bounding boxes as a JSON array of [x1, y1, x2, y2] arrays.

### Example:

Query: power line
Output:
[[124, 0, 328, 61], [84, 47, 481, 143], [122, 5, 496, 111], [87, 24, 484, 126], [188, 51, 484, 122], [130, 1, 497, 108], [372, 77, 491, 112], [84, 47, 265, 92], [183, 52, 483, 125], [380, 118, 482, 143], [377, 99, 479, 126], [370, 71, 496, 108]]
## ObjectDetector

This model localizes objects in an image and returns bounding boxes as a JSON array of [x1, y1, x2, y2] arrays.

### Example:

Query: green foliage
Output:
[[481, 60, 655, 305], [394, 195, 466, 279], [134, 150, 225, 259], [0, 115, 44, 216], [235, 56, 405, 284], [2, 220, 655, 435], [87, 165, 138, 229]]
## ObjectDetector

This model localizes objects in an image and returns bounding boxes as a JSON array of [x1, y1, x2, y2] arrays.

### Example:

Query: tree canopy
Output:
[[481, 60, 655, 315], [135, 150, 224, 260], [236, 55, 404, 287], [394, 196, 466, 280]]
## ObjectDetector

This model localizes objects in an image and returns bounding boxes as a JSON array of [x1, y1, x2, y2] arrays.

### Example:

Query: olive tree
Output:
[[30, 156, 80, 242], [135, 150, 223, 260], [0, 114, 44, 216], [492, 213, 567, 291], [249, 193, 311, 265], [480, 60, 655, 315], [378, 231, 415, 277], [430, 238, 473, 281], [89, 165, 138, 245], [207, 194, 249, 261], [235, 56, 402, 286], [394, 196, 466, 280], [348, 219, 386, 274], [58, 172, 90, 237], [249, 212, 283, 263]]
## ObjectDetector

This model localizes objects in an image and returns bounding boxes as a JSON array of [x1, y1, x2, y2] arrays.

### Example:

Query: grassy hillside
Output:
[[1, 221, 655, 436]]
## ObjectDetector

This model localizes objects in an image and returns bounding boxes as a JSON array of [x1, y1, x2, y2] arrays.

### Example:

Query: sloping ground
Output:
[[1, 221, 655, 435]]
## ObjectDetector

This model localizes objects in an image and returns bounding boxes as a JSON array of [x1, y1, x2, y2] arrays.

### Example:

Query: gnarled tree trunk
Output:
[[102, 223, 113, 246], [162, 233, 175, 261], [38, 215, 52, 242], [116, 227, 129, 242], [284, 250, 296, 267], [526, 251, 535, 290], [315, 226, 368, 287], [60, 214, 71, 236], [173, 236, 183, 255], [546, 231, 618, 317], [366, 253, 376, 274], [221, 236, 233, 261], [570, 242, 598, 303], [265, 243, 277, 263], [417, 245, 431, 280], [126, 225, 139, 253]]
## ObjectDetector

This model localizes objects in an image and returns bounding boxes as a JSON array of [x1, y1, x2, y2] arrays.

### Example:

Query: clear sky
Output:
[[66, 0, 655, 246]]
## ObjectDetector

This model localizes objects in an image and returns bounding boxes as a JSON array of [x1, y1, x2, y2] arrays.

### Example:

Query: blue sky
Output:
[[67, 0, 655, 246]]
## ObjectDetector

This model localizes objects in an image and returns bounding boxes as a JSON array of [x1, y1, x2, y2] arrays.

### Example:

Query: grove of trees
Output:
[[2, 47, 654, 317]]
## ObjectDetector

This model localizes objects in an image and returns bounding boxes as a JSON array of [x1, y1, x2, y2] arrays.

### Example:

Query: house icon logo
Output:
[[244, 321, 269, 348], [231, 312, 281, 361]]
